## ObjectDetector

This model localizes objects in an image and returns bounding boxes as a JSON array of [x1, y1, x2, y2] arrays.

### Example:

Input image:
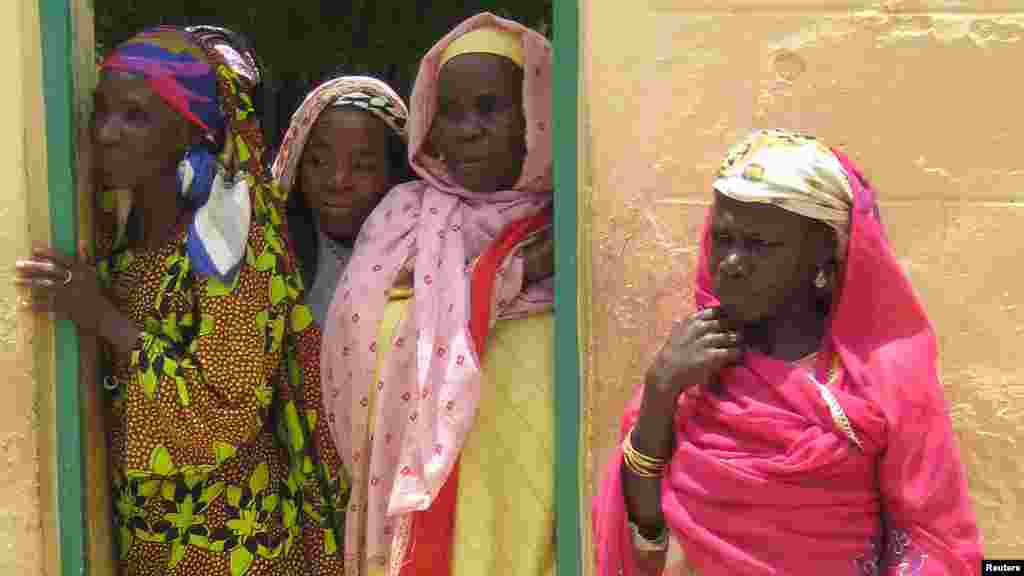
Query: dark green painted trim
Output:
[[553, 0, 581, 574], [40, 0, 85, 575]]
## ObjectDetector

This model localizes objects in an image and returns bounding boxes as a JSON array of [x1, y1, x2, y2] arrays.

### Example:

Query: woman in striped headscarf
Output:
[[16, 26, 343, 575]]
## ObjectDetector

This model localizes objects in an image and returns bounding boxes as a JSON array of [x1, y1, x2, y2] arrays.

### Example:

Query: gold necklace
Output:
[[806, 353, 862, 449], [796, 351, 818, 367], [796, 351, 840, 386]]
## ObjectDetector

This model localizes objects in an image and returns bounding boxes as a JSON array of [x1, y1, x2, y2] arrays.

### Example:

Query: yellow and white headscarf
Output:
[[713, 129, 854, 257]]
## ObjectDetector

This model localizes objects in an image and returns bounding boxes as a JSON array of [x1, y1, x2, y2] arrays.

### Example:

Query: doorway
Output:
[[41, 2, 580, 576]]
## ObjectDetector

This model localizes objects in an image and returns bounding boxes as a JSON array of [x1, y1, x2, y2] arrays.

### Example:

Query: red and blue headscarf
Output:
[[101, 26, 252, 282], [103, 26, 224, 138]]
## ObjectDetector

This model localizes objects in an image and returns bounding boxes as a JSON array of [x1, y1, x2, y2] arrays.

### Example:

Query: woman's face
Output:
[[299, 108, 392, 243], [430, 52, 526, 193], [92, 70, 194, 191], [708, 191, 835, 325]]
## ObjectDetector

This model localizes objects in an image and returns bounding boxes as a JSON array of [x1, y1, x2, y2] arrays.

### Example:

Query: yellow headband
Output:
[[440, 27, 523, 68]]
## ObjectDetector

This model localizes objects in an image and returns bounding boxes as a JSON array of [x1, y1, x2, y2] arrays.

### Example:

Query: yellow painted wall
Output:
[[581, 0, 1024, 568], [0, 1, 57, 575]]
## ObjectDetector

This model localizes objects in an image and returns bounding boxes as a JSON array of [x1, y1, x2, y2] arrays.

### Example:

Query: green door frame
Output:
[[41, 1, 582, 575], [39, 1, 85, 576], [552, 1, 582, 575]]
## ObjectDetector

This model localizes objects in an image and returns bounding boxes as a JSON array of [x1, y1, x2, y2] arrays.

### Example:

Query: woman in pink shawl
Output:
[[321, 12, 556, 576], [593, 129, 982, 576]]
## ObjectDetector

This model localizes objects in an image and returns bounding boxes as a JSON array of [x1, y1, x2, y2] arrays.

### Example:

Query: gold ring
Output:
[[63, 269, 73, 286]]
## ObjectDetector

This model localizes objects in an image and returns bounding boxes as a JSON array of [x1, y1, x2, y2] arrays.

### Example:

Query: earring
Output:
[[814, 269, 828, 289]]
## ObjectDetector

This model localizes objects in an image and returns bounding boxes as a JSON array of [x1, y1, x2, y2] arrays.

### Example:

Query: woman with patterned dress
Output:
[[592, 129, 983, 575], [16, 26, 343, 576]]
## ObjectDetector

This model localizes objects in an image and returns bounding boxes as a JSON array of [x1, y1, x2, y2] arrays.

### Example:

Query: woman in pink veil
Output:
[[593, 129, 982, 575], [321, 12, 557, 576]]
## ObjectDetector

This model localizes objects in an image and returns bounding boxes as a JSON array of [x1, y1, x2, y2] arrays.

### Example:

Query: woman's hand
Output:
[[393, 262, 414, 290], [15, 245, 138, 358], [632, 307, 742, 456], [622, 307, 742, 537], [16, 246, 108, 331], [644, 306, 742, 401], [523, 228, 554, 283]]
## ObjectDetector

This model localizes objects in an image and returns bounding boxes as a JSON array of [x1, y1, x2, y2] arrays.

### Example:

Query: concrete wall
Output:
[[9, 1, 1024, 573], [0, 1, 56, 575], [580, 0, 1024, 569]]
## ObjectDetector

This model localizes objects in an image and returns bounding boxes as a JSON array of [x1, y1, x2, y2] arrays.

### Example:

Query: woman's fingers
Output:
[[16, 259, 57, 271], [693, 307, 719, 321], [689, 307, 740, 338], [15, 259, 61, 278], [32, 246, 75, 268], [28, 296, 54, 312], [692, 319, 732, 339], [698, 331, 740, 349], [14, 277, 56, 288], [14, 282, 57, 311], [705, 346, 743, 370]]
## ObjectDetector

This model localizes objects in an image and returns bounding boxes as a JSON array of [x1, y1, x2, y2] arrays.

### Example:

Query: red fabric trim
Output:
[[469, 207, 553, 354], [397, 463, 461, 575], [399, 206, 553, 576]]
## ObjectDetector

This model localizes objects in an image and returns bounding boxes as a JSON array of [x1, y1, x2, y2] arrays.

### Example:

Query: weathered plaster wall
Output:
[[581, 0, 1024, 568], [0, 0, 50, 574]]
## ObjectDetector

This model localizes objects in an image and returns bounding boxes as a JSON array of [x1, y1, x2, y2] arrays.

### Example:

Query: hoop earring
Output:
[[814, 269, 828, 289]]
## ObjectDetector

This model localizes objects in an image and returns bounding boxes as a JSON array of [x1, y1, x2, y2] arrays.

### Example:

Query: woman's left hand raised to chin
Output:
[[14, 244, 139, 358]]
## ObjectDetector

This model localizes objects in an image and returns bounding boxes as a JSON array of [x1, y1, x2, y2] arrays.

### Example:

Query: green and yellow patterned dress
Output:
[[96, 46, 347, 576]]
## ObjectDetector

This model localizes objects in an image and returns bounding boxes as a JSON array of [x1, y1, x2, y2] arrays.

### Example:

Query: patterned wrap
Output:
[[712, 128, 856, 261], [320, 12, 554, 574], [102, 26, 253, 283], [96, 26, 346, 576]]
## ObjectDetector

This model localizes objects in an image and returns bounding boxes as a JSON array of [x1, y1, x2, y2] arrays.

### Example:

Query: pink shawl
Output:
[[320, 12, 554, 573], [593, 150, 983, 575]]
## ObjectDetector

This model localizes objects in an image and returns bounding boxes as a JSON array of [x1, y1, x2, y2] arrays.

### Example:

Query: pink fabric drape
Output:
[[593, 149, 982, 576], [320, 12, 554, 573]]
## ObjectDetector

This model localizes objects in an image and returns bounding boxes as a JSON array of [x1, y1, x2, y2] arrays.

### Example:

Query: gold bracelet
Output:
[[623, 452, 662, 478], [623, 442, 665, 478], [626, 427, 668, 467], [622, 427, 667, 478], [626, 433, 665, 467]]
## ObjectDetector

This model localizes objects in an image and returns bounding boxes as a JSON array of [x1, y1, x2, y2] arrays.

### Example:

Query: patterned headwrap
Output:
[[186, 25, 262, 85], [713, 128, 855, 259], [101, 26, 257, 282], [272, 75, 409, 197]]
